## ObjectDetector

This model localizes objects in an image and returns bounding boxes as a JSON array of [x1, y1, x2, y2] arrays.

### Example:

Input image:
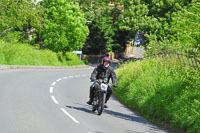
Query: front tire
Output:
[[97, 93, 104, 115], [92, 106, 96, 112], [92, 97, 97, 112]]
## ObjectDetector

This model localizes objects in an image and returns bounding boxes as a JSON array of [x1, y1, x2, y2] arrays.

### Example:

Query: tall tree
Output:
[[40, 0, 89, 53], [0, 0, 44, 43], [169, 1, 200, 55], [117, 0, 195, 49], [80, 0, 123, 54]]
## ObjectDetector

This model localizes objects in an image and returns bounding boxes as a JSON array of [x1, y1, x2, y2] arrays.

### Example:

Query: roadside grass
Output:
[[114, 58, 200, 133], [0, 40, 85, 66]]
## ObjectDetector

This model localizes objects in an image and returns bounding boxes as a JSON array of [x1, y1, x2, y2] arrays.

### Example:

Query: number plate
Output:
[[101, 83, 108, 91]]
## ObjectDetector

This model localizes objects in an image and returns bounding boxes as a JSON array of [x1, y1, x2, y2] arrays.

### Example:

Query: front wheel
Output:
[[92, 106, 96, 112], [97, 93, 105, 115], [92, 97, 97, 112]]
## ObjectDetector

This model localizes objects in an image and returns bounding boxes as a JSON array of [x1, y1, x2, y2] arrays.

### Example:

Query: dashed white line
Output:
[[60, 108, 80, 124], [52, 82, 56, 86], [51, 95, 59, 104], [75, 75, 80, 77], [56, 78, 62, 82], [50, 74, 91, 124], [49, 87, 54, 93], [68, 76, 73, 78]]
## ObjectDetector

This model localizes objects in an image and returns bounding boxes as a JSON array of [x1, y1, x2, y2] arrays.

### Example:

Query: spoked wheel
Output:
[[92, 106, 96, 112], [97, 93, 105, 115], [92, 98, 96, 112], [92, 95, 98, 112]]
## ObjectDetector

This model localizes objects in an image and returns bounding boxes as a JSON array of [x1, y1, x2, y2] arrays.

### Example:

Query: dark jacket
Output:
[[91, 64, 117, 87]]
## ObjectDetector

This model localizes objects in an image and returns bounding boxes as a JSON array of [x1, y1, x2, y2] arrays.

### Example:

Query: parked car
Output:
[[80, 53, 85, 60], [72, 50, 84, 60]]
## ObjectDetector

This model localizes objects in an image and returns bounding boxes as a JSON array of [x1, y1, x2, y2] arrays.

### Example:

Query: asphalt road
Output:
[[0, 67, 168, 133]]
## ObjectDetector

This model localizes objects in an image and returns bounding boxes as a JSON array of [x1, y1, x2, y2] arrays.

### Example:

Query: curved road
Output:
[[0, 67, 168, 133]]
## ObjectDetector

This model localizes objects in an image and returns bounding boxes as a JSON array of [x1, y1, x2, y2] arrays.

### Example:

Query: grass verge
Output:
[[114, 58, 200, 133], [0, 40, 85, 66]]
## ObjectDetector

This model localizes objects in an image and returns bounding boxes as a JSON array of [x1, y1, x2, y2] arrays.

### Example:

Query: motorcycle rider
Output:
[[87, 57, 117, 108]]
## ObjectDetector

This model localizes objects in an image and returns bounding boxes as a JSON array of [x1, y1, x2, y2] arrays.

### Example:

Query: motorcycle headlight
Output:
[[103, 78, 108, 83]]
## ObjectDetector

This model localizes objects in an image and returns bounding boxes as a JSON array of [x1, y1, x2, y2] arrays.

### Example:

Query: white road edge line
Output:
[[52, 82, 56, 86], [60, 108, 80, 124], [51, 95, 59, 104], [49, 87, 54, 93]]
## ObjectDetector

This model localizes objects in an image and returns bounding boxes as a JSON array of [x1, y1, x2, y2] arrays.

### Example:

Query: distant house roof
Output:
[[109, 1, 123, 10], [109, 1, 115, 8]]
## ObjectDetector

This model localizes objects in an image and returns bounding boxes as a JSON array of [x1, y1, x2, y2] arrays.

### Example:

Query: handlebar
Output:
[[91, 78, 108, 84]]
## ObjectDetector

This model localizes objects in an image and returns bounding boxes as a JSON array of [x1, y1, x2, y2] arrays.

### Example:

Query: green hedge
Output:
[[0, 40, 84, 66], [114, 58, 200, 133]]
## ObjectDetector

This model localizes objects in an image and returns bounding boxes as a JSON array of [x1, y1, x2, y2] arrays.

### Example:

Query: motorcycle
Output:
[[92, 78, 108, 115]]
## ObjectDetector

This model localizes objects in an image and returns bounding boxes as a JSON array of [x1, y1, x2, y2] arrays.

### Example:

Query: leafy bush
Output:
[[114, 58, 200, 132]]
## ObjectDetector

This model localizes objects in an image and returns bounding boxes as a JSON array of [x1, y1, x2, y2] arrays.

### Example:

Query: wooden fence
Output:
[[143, 52, 200, 72]]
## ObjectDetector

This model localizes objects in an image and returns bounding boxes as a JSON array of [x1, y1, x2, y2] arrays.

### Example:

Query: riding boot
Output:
[[87, 85, 95, 105], [104, 103, 108, 108], [105, 86, 112, 103], [87, 99, 93, 105]]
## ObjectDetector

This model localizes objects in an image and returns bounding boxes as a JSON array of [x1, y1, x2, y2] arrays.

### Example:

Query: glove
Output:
[[90, 78, 95, 82], [113, 85, 117, 88]]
